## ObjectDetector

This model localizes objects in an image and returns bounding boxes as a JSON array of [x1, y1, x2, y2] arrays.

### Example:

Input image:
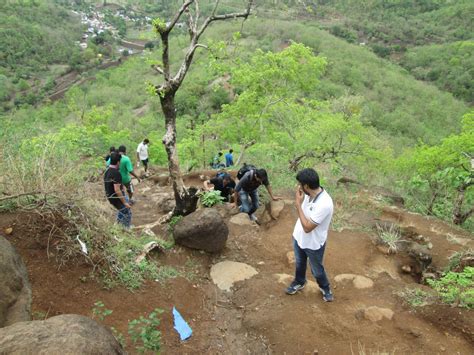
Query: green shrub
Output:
[[199, 190, 225, 207], [128, 309, 164, 353], [427, 267, 474, 308]]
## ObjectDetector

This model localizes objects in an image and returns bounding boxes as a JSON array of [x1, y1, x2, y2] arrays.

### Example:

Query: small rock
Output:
[[427, 242, 433, 250], [376, 245, 392, 255], [401, 265, 412, 273], [4, 227, 13, 235], [334, 274, 374, 289], [229, 213, 255, 227], [270, 200, 285, 219], [440, 346, 446, 352], [257, 261, 265, 265], [363, 306, 394, 322]]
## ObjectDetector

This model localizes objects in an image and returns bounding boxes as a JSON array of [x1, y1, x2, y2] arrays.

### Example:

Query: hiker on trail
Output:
[[136, 138, 150, 173], [118, 145, 140, 203], [225, 149, 234, 167], [104, 152, 132, 228], [231, 167, 280, 222], [211, 152, 225, 169], [286, 168, 334, 302], [203, 173, 236, 202], [105, 146, 116, 163]]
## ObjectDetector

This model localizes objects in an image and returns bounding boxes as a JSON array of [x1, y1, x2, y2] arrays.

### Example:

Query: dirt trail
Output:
[[1, 173, 473, 354]]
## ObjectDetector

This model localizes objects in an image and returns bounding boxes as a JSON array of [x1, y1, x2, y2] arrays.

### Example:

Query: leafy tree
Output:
[[148, 0, 253, 216], [396, 111, 474, 225]]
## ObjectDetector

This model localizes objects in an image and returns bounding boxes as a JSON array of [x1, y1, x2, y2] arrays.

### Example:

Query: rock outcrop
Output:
[[0, 314, 125, 354], [0, 236, 31, 328]]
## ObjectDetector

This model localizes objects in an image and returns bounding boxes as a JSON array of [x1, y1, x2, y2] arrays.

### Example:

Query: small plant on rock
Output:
[[376, 223, 402, 253], [128, 309, 164, 353], [199, 190, 225, 207]]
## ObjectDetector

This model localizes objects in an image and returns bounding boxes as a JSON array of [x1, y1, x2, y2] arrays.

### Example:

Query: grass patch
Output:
[[375, 223, 402, 253], [397, 287, 434, 307]]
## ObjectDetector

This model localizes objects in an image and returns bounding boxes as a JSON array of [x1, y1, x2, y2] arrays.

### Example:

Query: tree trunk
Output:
[[160, 93, 198, 216], [452, 180, 473, 225], [235, 140, 256, 166]]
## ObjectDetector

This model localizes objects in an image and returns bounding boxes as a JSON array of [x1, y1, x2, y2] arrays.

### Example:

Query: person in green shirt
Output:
[[118, 145, 141, 202]]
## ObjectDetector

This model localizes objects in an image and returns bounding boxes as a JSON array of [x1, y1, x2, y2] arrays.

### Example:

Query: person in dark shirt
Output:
[[203, 173, 236, 202], [104, 146, 116, 163], [104, 152, 132, 228], [231, 168, 280, 222]]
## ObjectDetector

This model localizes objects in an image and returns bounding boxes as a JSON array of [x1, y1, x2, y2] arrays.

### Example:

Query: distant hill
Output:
[[310, 0, 474, 103], [0, 1, 84, 109]]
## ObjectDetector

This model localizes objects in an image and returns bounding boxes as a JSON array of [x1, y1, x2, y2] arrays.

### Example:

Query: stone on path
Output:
[[362, 306, 394, 322], [0, 314, 125, 354], [174, 209, 228, 253], [229, 213, 255, 227], [270, 200, 285, 219], [334, 274, 374, 289], [211, 261, 258, 291]]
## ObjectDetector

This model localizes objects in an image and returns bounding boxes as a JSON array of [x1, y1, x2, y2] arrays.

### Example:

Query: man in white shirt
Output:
[[286, 168, 334, 302], [136, 138, 150, 172]]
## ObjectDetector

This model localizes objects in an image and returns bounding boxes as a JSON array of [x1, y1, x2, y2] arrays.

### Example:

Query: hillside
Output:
[[0, 2, 472, 354], [310, 0, 474, 103]]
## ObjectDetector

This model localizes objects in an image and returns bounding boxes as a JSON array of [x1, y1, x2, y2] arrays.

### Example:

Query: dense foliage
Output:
[[0, 1, 83, 109], [312, 0, 474, 102]]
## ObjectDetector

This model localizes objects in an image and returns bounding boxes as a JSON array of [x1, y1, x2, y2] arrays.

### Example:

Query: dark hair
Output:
[[229, 149, 233, 153], [218, 152, 223, 156], [110, 152, 122, 165], [255, 169, 268, 184], [296, 168, 320, 189], [109, 146, 116, 153], [221, 173, 231, 181], [118, 145, 126, 153], [143, 138, 149, 144]]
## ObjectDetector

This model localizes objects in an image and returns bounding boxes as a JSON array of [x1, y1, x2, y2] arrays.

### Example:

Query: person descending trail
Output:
[[104, 146, 116, 164], [118, 145, 140, 203], [231, 167, 280, 222], [136, 138, 150, 173], [104, 152, 132, 228], [286, 168, 334, 302]]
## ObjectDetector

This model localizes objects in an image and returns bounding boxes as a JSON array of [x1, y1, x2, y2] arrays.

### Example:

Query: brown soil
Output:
[[1, 175, 473, 354]]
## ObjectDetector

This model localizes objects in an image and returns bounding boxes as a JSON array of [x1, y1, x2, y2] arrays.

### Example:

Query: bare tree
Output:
[[152, 0, 254, 216]]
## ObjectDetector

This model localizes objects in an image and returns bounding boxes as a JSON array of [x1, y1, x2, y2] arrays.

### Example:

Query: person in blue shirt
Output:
[[225, 149, 234, 167]]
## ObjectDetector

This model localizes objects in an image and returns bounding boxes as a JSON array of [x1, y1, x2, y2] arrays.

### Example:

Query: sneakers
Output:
[[285, 281, 307, 295], [249, 213, 258, 222], [319, 287, 334, 302]]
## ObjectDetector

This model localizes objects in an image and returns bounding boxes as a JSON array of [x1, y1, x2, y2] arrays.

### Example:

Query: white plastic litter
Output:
[[76, 236, 88, 255]]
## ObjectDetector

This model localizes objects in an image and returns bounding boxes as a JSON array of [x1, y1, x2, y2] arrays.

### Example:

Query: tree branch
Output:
[[153, 65, 164, 75], [165, 0, 195, 34]]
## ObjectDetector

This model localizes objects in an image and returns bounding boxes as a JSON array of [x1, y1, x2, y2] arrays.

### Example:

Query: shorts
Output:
[[124, 182, 134, 196], [141, 158, 149, 168]]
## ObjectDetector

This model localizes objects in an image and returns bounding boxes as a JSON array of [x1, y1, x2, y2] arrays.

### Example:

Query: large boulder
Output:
[[174, 208, 228, 252], [0, 314, 125, 354], [0, 236, 31, 327]]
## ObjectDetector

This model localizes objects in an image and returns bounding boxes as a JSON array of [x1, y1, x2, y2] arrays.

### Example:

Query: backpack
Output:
[[237, 163, 257, 180]]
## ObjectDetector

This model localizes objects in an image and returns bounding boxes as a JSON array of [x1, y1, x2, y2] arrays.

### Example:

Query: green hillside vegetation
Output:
[[2, 11, 472, 229], [311, 0, 474, 102], [0, 1, 84, 108], [401, 41, 473, 103]]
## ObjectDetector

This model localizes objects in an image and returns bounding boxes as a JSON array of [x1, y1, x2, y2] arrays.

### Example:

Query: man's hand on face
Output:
[[295, 185, 304, 206]]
